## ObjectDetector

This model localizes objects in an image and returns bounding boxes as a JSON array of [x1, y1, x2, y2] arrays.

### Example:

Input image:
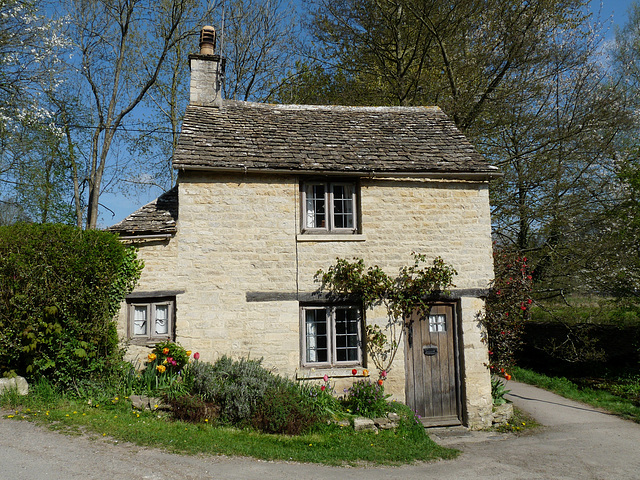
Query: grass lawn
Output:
[[1, 387, 458, 466], [513, 367, 640, 423]]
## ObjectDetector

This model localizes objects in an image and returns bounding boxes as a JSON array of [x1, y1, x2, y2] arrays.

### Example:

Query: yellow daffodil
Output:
[[156, 364, 166, 373], [148, 353, 157, 361]]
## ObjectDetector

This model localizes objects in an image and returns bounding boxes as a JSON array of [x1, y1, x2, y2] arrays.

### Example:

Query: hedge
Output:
[[0, 223, 142, 387]]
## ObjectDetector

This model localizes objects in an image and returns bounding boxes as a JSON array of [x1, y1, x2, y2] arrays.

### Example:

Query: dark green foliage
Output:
[[0, 223, 143, 386], [518, 321, 640, 376], [341, 379, 390, 418], [478, 248, 532, 376], [252, 380, 321, 435], [170, 394, 219, 424], [190, 356, 279, 425]]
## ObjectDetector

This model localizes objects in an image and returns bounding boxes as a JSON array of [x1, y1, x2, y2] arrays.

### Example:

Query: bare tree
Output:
[[58, 0, 218, 228], [222, 0, 299, 102]]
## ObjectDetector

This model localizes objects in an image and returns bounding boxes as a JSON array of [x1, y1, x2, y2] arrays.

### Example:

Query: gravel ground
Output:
[[1, 382, 639, 480]]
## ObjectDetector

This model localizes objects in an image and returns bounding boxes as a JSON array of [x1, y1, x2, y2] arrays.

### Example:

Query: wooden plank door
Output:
[[404, 304, 460, 426]]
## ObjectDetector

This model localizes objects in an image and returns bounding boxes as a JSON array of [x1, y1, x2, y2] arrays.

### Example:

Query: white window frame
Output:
[[128, 298, 175, 343], [301, 305, 362, 367], [301, 180, 358, 234]]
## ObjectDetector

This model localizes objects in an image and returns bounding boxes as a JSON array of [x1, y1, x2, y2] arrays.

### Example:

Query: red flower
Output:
[[321, 385, 326, 391], [352, 368, 357, 375], [505, 373, 512, 381], [528, 298, 532, 304], [377, 379, 384, 386], [193, 352, 200, 360]]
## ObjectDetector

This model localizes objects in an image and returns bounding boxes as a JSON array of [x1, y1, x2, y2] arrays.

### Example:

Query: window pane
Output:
[[155, 304, 169, 335], [133, 306, 147, 335], [334, 308, 359, 363], [332, 184, 354, 229], [305, 309, 328, 363], [305, 184, 326, 228], [429, 314, 447, 333]]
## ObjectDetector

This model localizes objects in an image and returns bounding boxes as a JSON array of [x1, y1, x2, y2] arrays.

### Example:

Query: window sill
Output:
[[297, 234, 367, 242], [296, 367, 368, 380], [128, 338, 173, 347]]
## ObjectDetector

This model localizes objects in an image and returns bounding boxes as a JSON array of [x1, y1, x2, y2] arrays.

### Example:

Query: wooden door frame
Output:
[[404, 301, 463, 426]]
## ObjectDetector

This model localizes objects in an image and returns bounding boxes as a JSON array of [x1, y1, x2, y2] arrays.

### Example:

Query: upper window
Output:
[[128, 297, 175, 343], [301, 305, 362, 367], [301, 181, 358, 233]]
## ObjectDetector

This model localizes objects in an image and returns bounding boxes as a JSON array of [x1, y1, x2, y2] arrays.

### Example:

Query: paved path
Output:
[[1, 382, 639, 479]]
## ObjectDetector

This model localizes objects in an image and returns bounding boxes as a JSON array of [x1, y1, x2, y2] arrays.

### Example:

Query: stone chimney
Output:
[[189, 26, 226, 108]]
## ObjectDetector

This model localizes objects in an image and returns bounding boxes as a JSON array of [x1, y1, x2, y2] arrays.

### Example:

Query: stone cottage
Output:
[[109, 27, 500, 428]]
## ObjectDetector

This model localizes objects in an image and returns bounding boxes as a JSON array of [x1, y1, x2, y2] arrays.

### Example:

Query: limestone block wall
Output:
[[119, 170, 494, 428], [116, 237, 181, 365]]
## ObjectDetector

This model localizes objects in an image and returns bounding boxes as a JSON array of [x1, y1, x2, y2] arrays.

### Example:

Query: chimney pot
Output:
[[199, 26, 216, 55]]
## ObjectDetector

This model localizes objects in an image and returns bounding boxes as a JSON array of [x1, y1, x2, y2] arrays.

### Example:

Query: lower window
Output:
[[127, 297, 175, 343], [301, 305, 362, 367]]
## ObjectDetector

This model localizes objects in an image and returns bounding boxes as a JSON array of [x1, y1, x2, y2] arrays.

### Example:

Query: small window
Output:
[[301, 180, 357, 233], [428, 313, 447, 333], [301, 305, 362, 367], [128, 298, 175, 343]]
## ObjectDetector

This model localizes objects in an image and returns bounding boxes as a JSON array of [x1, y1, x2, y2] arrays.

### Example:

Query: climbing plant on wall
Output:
[[315, 253, 457, 376]]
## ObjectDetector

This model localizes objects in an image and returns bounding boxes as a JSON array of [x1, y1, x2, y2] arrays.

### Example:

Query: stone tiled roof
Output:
[[173, 101, 498, 176], [107, 186, 178, 237]]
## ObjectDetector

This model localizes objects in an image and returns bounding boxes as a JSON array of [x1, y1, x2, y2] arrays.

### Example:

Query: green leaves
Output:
[[0, 223, 143, 386], [316, 253, 457, 373], [479, 248, 533, 376]]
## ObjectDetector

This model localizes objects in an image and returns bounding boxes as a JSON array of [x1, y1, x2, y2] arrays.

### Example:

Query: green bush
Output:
[[190, 356, 279, 425], [252, 380, 321, 434], [478, 248, 533, 376], [0, 223, 142, 386], [170, 394, 219, 424], [342, 379, 390, 418]]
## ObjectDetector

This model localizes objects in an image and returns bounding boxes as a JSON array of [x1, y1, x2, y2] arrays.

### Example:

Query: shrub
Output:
[[190, 356, 278, 425], [252, 380, 320, 435], [0, 223, 143, 387], [478, 248, 533, 376], [170, 394, 220, 424], [342, 379, 390, 418]]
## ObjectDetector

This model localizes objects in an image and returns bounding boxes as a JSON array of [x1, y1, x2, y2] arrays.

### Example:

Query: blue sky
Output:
[[100, 0, 640, 228], [598, 0, 635, 31]]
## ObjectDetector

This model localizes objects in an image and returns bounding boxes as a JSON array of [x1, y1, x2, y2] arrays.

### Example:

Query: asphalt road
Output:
[[1, 381, 639, 480]]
